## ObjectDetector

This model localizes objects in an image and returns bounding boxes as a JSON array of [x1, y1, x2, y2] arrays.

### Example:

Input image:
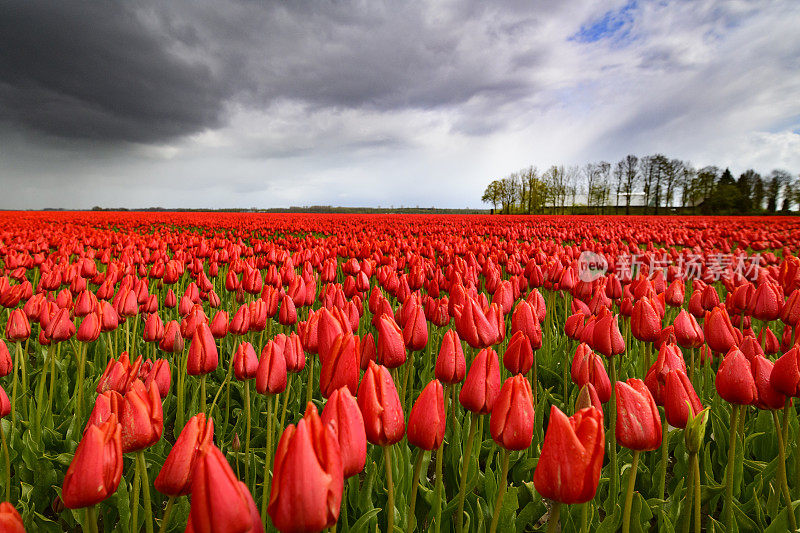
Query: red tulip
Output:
[[268, 403, 343, 532], [0, 502, 24, 533], [190, 443, 257, 533], [407, 379, 446, 450], [145, 359, 171, 399], [748, 280, 783, 322], [504, 331, 534, 377], [319, 332, 360, 398], [256, 339, 287, 395], [376, 314, 406, 369], [210, 310, 229, 339], [631, 297, 661, 343], [154, 413, 214, 496], [570, 343, 611, 403], [356, 361, 405, 446], [435, 329, 466, 384], [615, 379, 662, 451], [454, 297, 499, 349], [86, 390, 123, 429], [644, 343, 686, 406], [321, 386, 367, 478], [715, 347, 757, 405], [159, 320, 185, 353], [592, 308, 625, 357], [234, 342, 259, 381], [751, 355, 786, 410], [402, 300, 428, 351], [120, 380, 163, 453], [5, 308, 30, 341], [533, 405, 604, 504], [663, 370, 702, 428], [187, 322, 219, 376], [770, 345, 800, 397], [283, 333, 306, 373], [704, 306, 738, 354], [673, 310, 704, 349], [490, 374, 534, 450], [459, 347, 501, 414], [511, 301, 542, 349], [62, 414, 123, 508]]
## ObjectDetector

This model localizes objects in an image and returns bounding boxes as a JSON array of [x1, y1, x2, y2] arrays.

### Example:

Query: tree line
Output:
[[481, 154, 799, 215]]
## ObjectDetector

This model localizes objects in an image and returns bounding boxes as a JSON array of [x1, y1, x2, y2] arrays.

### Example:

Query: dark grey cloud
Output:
[[0, 1, 229, 143], [0, 0, 558, 144]]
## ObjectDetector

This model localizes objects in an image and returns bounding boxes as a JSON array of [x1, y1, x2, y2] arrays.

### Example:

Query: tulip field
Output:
[[2, 212, 800, 533]]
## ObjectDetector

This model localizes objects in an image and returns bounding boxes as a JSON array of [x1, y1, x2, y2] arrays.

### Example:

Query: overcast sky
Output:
[[1, 0, 799, 209]]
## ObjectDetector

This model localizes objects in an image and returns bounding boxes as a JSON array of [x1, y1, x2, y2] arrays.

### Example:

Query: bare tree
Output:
[[614, 160, 625, 213], [620, 155, 639, 214]]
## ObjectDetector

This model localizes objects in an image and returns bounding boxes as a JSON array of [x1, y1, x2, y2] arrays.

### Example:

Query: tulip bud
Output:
[[435, 329, 466, 384], [771, 345, 800, 397], [615, 378, 662, 451], [407, 379, 446, 450], [189, 444, 256, 533], [0, 501, 25, 532], [503, 331, 534, 375], [376, 314, 406, 369], [256, 340, 287, 395], [575, 383, 603, 415], [673, 309, 704, 349], [663, 370, 702, 428], [715, 347, 757, 405], [159, 320, 184, 353], [154, 413, 214, 497], [209, 310, 229, 339], [402, 301, 428, 351], [283, 333, 306, 373], [356, 361, 405, 446], [704, 305, 738, 354], [319, 331, 359, 397], [233, 342, 259, 381], [570, 343, 611, 403], [644, 343, 686, 406], [592, 308, 625, 357], [120, 380, 163, 453], [5, 309, 31, 341], [321, 386, 367, 478], [145, 359, 171, 398], [533, 405, 604, 504], [62, 414, 123, 509], [459, 347, 501, 414], [86, 389, 123, 429], [268, 403, 343, 532], [631, 297, 661, 343], [511, 301, 542, 349], [751, 355, 786, 410], [187, 323, 219, 376], [683, 407, 710, 455], [490, 374, 534, 450]]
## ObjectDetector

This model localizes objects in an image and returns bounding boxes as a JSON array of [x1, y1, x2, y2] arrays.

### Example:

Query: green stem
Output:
[[401, 351, 414, 413], [433, 441, 445, 533], [692, 453, 701, 533], [580, 502, 588, 533], [158, 496, 176, 533], [489, 449, 511, 533], [76, 343, 86, 423], [609, 356, 619, 502], [131, 456, 141, 533], [280, 373, 292, 430], [773, 410, 797, 532], [137, 451, 154, 533], [724, 404, 742, 531], [658, 411, 668, 500], [11, 342, 20, 426], [689, 347, 696, 387], [456, 412, 479, 533], [244, 381, 252, 485], [680, 453, 696, 533], [305, 357, 315, 405], [621, 450, 641, 533], [200, 374, 207, 415], [407, 449, 425, 533], [261, 394, 275, 524], [384, 445, 395, 533], [0, 423, 9, 501], [546, 502, 562, 533], [86, 505, 99, 533]]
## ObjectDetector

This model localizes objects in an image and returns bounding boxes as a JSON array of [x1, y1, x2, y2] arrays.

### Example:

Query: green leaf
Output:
[[350, 508, 381, 533]]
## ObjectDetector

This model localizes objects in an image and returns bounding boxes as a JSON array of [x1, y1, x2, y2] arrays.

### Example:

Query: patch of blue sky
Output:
[[569, 1, 637, 46]]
